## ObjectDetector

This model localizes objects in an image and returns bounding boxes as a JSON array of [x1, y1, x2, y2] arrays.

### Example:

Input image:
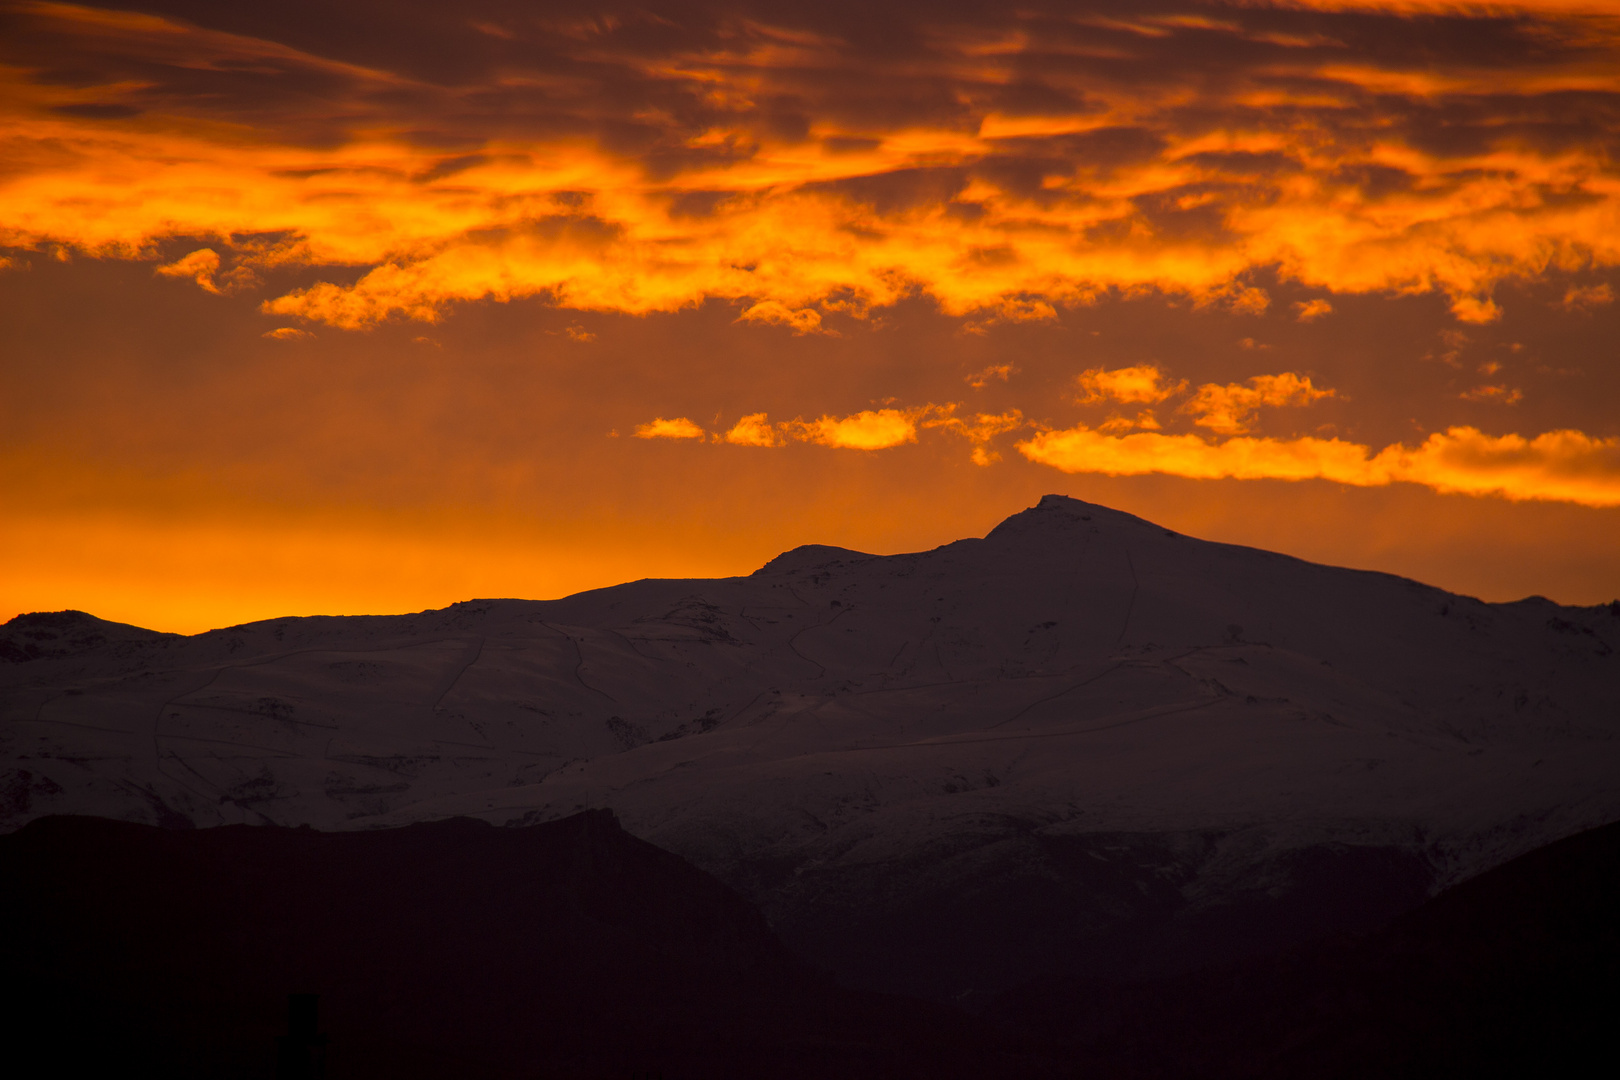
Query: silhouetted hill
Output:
[[986, 816, 1620, 1078], [0, 609, 175, 663], [0, 811, 1046, 1079]]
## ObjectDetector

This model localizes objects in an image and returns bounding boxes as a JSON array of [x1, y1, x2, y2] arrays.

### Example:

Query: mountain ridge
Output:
[[3, 495, 1618, 1000]]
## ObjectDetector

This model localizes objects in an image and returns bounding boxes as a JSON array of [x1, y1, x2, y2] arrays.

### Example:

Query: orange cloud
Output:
[[634, 417, 706, 440], [1183, 373, 1336, 435], [6, 2, 1620, 329], [1561, 283, 1614, 311], [261, 327, 312, 341], [1098, 411, 1163, 434], [784, 409, 919, 450], [1460, 385, 1525, 404], [155, 248, 222, 293], [1294, 299, 1333, 322], [659, 404, 1022, 458], [1206, 284, 1271, 316], [921, 407, 1026, 464], [966, 363, 1016, 389], [723, 413, 785, 446], [1076, 365, 1186, 405], [736, 301, 834, 335], [1019, 425, 1620, 507], [1259, 2, 1615, 12]]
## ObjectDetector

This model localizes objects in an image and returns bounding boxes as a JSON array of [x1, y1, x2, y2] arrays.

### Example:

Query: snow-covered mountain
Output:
[[5, 495, 1618, 999]]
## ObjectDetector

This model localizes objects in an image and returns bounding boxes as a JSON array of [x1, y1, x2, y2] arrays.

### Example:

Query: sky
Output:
[[4, 0, 1620, 633]]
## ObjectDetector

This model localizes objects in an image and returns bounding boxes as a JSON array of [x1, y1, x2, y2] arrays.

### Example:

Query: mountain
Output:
[[0, 608, 176, 663], [4, 495, 1619, 1000], [985, 815, 1620, 1079], [9, 808, 1613, 1079], [0, 810, 1040, 1079]]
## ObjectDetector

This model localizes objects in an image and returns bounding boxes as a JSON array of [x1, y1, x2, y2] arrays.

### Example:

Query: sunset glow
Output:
[[4, 0, 1620, 630]]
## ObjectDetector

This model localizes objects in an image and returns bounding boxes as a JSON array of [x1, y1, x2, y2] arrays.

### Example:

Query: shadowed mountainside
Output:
[[2, 809, 1615, 1078], [0, 810, 1043, 1079], [986, 815, 1620, 1079]]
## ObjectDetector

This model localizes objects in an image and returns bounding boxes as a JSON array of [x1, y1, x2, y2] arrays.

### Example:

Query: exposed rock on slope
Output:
[[4, 495, 1618, 998]]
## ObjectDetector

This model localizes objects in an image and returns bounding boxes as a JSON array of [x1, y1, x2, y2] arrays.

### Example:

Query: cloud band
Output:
[[1018, 425, 1620, 507]]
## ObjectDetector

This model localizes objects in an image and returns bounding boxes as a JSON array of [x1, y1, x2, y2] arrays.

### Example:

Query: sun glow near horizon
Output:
[[4, 0, 1620, 628]]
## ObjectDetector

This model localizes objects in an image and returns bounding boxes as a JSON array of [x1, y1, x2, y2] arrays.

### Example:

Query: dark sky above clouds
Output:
[[4, 0, 1620, 630]]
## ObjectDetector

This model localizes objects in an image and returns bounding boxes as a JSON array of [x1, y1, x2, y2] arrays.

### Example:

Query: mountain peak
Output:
[[754, 543, 876, 576], [986, 494, 1157, 541], [1, 609, 173, 663]]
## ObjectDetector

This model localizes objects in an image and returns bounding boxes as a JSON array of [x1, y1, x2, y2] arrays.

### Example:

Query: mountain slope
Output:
[[0, 810, 1030, 1079], [4, 495, 1618, 998], [986, 816, 1620, 1078]]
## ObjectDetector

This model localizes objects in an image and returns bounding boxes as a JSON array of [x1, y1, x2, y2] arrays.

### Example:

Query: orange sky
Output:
[[4, 0, 1620, 632]]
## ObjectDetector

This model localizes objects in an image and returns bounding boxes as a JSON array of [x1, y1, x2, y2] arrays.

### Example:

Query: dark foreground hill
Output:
[[988, 815, 1620, 1079], [0, 811, 1049, 1079], [4, 811, 1618, 1079]]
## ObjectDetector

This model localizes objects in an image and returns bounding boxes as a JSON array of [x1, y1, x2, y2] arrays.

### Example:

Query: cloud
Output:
[[9, 2, 1620, 328], [1075, 366, 1336, 435], [154, 248, 258, 295], [657, 404, 1021, 458], [1261, 2, 1612, 12], [1212, 285, 1271, 316], [1182, 373, 1336, 435], [156, 249, 222, 293], [921, 407, 1024, 463], [1075, 365, 1185, 405], [1294, 299, 1333, 322], [1460, 384, 1525, 404], [736, 301, 834, 335], [262, 327, 312, 341], [966, 363, 1016, 389], [1450, 296, 1504, 325], [1018, 425, 1620, 507], [784, 409, 918, 450], [1561, 283, 1613, 311], [634, 417, 706, 440], [1098, 410, 1162, 434], [723, 413, 785, 446]]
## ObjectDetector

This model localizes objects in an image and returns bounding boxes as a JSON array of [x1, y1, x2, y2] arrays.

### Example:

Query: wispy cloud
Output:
[[966, 363, 1016, 389], [736, 301, 835, 335], [722, 413, 784, 446], [1460, 384, 1525, 404], [1561, 283, 1613, 311], [1019, 426, 1620, 507], [1182, 373, 1336, 435], [155, 249, 222, 293], [634, 417, 706, 440], [668, 404, 1020, 455], [783, 409, 920, 450], [1075, 365, 1186, 405], [923, 407, 1025, 464]]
